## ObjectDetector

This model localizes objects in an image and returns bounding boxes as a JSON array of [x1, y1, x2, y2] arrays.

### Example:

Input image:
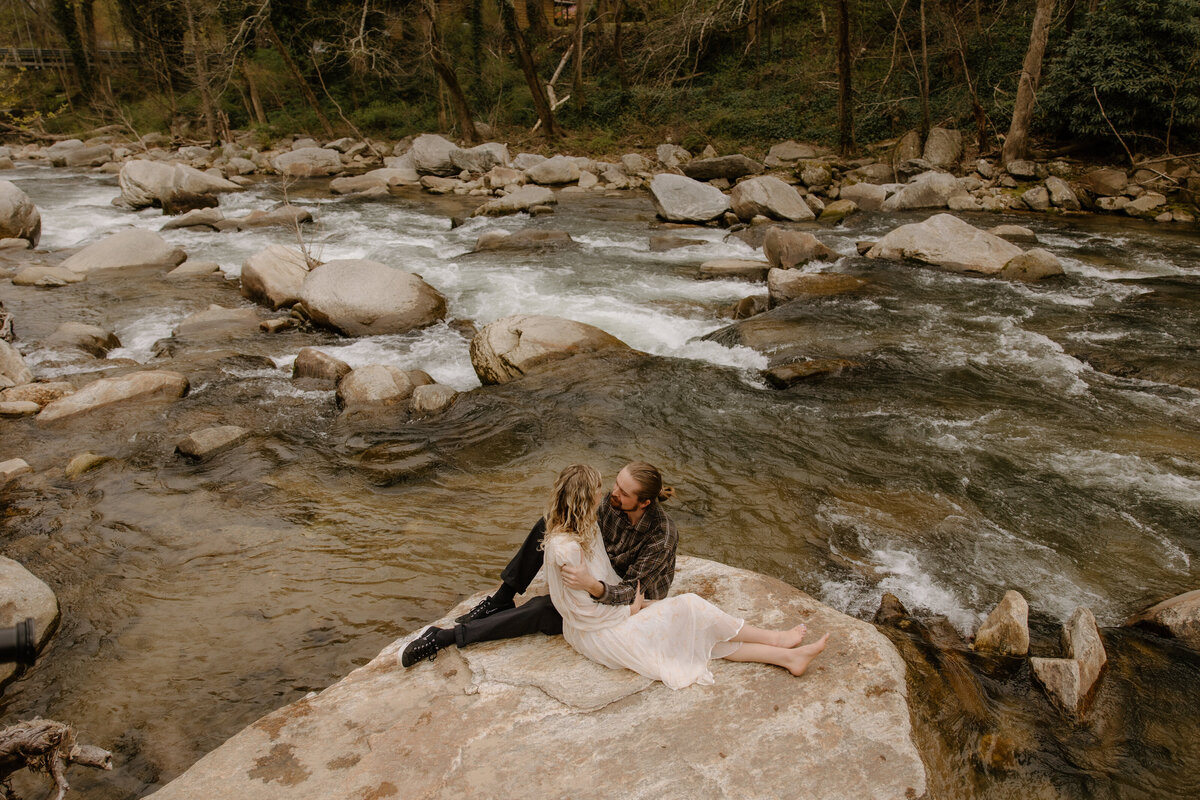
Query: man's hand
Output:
[[561, 563, 604, 598]]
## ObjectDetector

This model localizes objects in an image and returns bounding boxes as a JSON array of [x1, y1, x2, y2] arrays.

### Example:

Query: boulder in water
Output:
[[763, 228, 837, 269], [292, 348, 352, 386], [298, 259, 447, 337], [649, 174, 730, 223], [45, 322, 120, 357], [176, 425, 251, 461], [524, 155, 581, 185], [118, 160, 240, 211], [38, 370, 189, 423], [866, 214, 1022, 276], [410, 134, 459, 176], [0, 180, 41, 246], [0, 339, 34, 389], [241, 245, 311, 309], [0, 557, 59, 687], [336, 365, 414, 411], [881, 171, 960, 211], [470, 314, 630, 385], [451, 142, 511, 174], [729, 176, 814, 222], [273, 147, 343, 178], [60, 229, 186, 273], [471, 185, 557, 217], [972, 590, 1030, 656], [1125, 589, 1200, 650]]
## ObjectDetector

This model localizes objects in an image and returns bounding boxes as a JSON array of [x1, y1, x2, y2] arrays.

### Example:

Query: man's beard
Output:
[[609, 494, 634, 512]]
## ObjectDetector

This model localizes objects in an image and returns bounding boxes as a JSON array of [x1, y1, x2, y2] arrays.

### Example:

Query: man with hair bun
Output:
[[402, 461, 678, 667]]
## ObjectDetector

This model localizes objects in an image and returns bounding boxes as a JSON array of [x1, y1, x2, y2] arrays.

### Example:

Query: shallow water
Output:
[[1, 164, 1199, 797]]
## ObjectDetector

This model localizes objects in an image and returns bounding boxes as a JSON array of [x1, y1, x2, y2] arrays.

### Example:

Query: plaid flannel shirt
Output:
[[595, 500, 678, 605]]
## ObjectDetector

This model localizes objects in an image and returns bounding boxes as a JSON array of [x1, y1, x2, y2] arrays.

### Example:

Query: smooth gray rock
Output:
[[60, 229, 186, 273], [768, 270, 866, 307], [118, 160, 240, 210], [763, 228, 837, 269], [167, 261, 223, 279], [1084, 168, 1128, 197], [1021, 186, 1051, 212], [273, 147, 343, 177], [45, 322, 120, 357], [450, 143, 510, 174], [973, 590, 1030, 656], [330, 168, 420, 194], [987, 224, 1038, 243], [292, 348, 351, 385], [881, 171, 959, 211], [999, 248, 1064, 282], [62, 143, 113, 168], [766, 140, 818, 163], [11, 266, 87, 287], [241, 245, 310, 309], [1045, 176, 1081, 211], [299, 260, 447, 337], [0, 180, 41, 246], [0, 340, 33, 389], [729, 176, 814, 222], [161, 208, 224, 231], [922, 127, 963, 168], [472, 185, 557, 217], [1126, 589, 1200, 649], [1006, 159, 1039, 179], [819, 199, 857, 223], [38, 370, 189, 423], [410, 383, 458, 416], [655, 144, 691, 169], [142, 557, 926, 800], [849, 163, 896, 185], [337, 365, 414, 411], [698, 259, 771, 282], [866, 214, 1022, 276], [410, 134, 460, 176], [649, 174, 730, 222], [473, 229, 574, 253], [1124, 192, 1168, 218], [0, 557, 59, 686], [176, 425, 251, 460], [893, 130, 922, 163], [470, 314, 630, 385], [838, 182, 887, 211], [682, 154, 763, 181], [524, 155, 581, 185]]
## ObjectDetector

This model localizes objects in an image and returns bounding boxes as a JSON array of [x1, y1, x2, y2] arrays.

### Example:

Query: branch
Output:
[[1093, 85, 1135, 168], [0, 719, 112, 800]]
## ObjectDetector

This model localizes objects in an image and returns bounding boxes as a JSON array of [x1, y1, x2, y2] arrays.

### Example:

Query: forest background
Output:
[[1, 0, 1198, 164]]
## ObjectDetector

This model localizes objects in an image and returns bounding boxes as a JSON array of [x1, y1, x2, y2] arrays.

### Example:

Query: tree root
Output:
[[0, 719, 112, 800]]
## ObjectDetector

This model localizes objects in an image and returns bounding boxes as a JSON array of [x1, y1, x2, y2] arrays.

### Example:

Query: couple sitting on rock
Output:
[[402, 461, 828, 688]]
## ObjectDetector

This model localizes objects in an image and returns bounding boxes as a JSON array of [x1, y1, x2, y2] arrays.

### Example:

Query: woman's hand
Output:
[[562, 563, 604, 598], [630, 582, 646, 615]]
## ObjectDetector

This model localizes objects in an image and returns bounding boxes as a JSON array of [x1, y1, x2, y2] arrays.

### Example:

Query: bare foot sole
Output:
[[777, 623, 807, 648], [785, 633, 829, 676]]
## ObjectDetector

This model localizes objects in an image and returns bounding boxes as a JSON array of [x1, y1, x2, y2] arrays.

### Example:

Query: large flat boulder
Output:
[[38, 370, 189, 423], [866, 214, 1023, 276], [119, 161, 240, 211], [682, 154, 763, 182], [298, 259, 447, 337], [329, 168, 421, 194], [410, 134, 459, 176], [60, 229, 186, 273], [649, 174, 730, 222], [240, 245, 311, 309], [471, 185, 557, 217], [881, 171, 960, 211], [524, 155, 580, 185], [0, 180, 41, 246], [143, 557, 925, 800], [470, 314, 630, 385], [273, 147, 343, 178], [729, 176, 815, 222]]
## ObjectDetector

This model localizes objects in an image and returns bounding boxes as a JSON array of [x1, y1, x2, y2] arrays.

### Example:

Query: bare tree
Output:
[[499, 0, 560, 138], [836, 0, 854, 155], [1003, 0, 1057, 165], [422, 0, 481, 143]]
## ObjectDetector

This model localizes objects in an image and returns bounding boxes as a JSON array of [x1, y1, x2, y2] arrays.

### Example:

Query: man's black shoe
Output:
[[454, 595, 515, 624], [401, 627, 442, 668]]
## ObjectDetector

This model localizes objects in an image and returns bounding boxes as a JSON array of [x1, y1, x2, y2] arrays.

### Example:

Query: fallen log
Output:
[[0, 719, 112, 800]]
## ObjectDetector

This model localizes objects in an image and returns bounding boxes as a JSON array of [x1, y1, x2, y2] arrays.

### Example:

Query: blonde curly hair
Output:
[[543, 464, 602, 557]]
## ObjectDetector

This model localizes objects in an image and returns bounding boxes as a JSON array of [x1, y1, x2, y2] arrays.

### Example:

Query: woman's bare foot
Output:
[[784, 633, 829, 676], [775, 623, 807, 648]]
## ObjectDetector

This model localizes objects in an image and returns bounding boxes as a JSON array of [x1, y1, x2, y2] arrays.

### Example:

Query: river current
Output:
[[1, 163, 1199, 798]]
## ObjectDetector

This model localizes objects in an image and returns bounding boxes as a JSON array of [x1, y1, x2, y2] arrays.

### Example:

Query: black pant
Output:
[[455, 519, 565, 647]]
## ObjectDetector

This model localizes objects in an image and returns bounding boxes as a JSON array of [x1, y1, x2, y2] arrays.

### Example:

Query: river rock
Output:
[[298, 260, 446, 337], [1065, 606, 1106, 695], [0, 557, 59, 686], [470, 314, 630, 385], [336, 365, 414, 410], [1006, 160, 1039, 180], [649, 174, 731, 222], [1124, 192, 1167, 218], [241, 245, 310, 309], [176, 425, 251, 461], [45, 322, 120, 357], [410, 383, 458, 416], [1084, 168, 1128, 197], [729, 176, 814, 222], [167, 261, 222, 278], [987, 224, 1038, 243], [683, 154, 762, 182], [0, 180, 41, 246], [0, 401, 39, 417], [893, 130, 922, 163], [763, 358, 859, 387], [798, 161, 833, 189], [484, 166, 525, 190], [118, 160, 240, 211], [656, 144, 691, 169], [649, 235, 705, 252], [37, 370, 189, 423], [763, 228, 837, 269], [472, 185, 557, 217], [0, 458, 33, 482], [1045, 176, 1081, 211], [698, 259, 771, 281], [849, 163, 896, 185], [838, 182, 887, 211], [473, 229, 575, 253], [768, 270, 866, 307], [450, 143, 510, 174], [922, 127, 963, 168], [142, 556, 926, 800], [2, 381, 74, 407], [12, 265, 88, 288], [998, 248, 1064, 282], [819, 199, 858, 223], [60, 229, 186, 273], [221, 207, 314, 232], [881, 171, 960, 211], [407, 134, 457, 176], [174, 305, 260, 339], [972, 590, 1030, 656], [1125, 589, 1200, 649], [287, 349, 348, 387], [524, 155, 581, 186], [1021, 185, 1051, 212], [866, 214, 1023, 276], [330, 168, 419, 194], [65, 452, 109, 478], [1030, 657, 1083, 715], [766, 140, 818, 166], [0, 340, 33, 388], [62, 143, 113, 168], [161, 208, 224, 231], [273, 147, 343, 178]]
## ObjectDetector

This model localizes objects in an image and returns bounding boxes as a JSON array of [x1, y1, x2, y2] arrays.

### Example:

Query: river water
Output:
[[1, 163, 1198, 798]]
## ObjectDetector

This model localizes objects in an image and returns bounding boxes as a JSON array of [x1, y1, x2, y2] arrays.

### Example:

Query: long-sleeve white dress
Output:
[[543, 529, 744, 690]]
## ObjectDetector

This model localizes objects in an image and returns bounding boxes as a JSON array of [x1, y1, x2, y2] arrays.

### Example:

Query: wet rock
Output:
[[161, 208, 224, 231], [167, 261, 222, 279], [698, 259, 770, 282], [1065, 607, 1106, 694], [11, 266, 86, 287], [299, 259, 447, 337], [524, 155, 580, 185], [838, 182, 887, 211], [45, 322, 120, 357], [1021, 185, 1051, 212], [682, 154, 763, 182], [176, 425, 251, 461], [221, 207, 313, 232], [62, 143, 113, 168], [337, 365, 414, 411], [292, 348, 351, 386], [768, 270, 866, 307], [118, 160, 240, 210], [144, 556, 925, 800], [1, 381, 73, 407], [922, 127, 963, 168], [329, 168, 419, 194], [1083, 168, 1128, 197], [470, 314, 630, 385], [37, 370, 189, 423], [65, 452, 109, 478], [0, 339, 33, 388], [866, 214, 1022, 276], [881, 171, 959, 211], [797, 161, 833, 189], [241, 245, 311, 310], [471, 185, 557, 217], [0, 458, 33, 482], [1125, 589, 1200, 649], [649, 174, 730, 222], [1045, 176, 1081, 211], [999, 248, 1064, 282], [0, 180, 41, 246], [819, 199, 858, 223], [987, 224, 1037, 244], [729, 176, 814, 222], [0, 401, 38, 417], [273, 147, 343, 178], [648, 234, 705, 252], [60, 229, 186, 273], [972, 590, 1030, 656], [419, 175, 463, 195], [1124, 192, 1167, 218], [410, 134, 460, 176], [763, 228, 837, 269], [730, 295, 768, 319], [0, 557, 58, 686], [1006, 160, 1039, 180], [410, 383, 458, 416], [763, 358, 860, 387], [174, 305, 260, 339], [473, 229, 575, 253]]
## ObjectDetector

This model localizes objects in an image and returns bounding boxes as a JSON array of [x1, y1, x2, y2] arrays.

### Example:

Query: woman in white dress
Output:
[[541, 464, 829, 690]]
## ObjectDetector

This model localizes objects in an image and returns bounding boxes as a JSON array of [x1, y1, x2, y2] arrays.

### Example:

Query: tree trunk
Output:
[[49, 0, 92, 97], [613, 0, 628, 89], [181, 1, 218, 143], [1003, 0, 1057, 165], [243, 60, 268, 126], [919, 0, 930, 138], [572, 0, 592, 104], [500, 0, 560, 137], [424, 2, 481, 143], [836, 0, 854, 155], [262, 17, 335, 138]]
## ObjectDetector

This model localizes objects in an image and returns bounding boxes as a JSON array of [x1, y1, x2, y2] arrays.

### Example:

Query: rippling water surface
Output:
[[1, 164, 1199, 798]]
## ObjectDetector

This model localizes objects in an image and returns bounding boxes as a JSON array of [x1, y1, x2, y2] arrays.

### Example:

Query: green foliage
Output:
[[1042, 0, 1200, 150]]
